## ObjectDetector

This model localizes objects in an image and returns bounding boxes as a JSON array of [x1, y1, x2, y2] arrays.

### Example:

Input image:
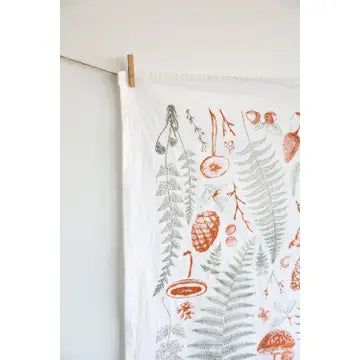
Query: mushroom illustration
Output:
[[257, 329, 295, 360], [166, 250, 207, 299], [200, 109, 230, 178]]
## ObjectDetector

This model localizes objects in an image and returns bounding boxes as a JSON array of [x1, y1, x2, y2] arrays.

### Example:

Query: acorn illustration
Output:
[[191, 211, 220, 253]]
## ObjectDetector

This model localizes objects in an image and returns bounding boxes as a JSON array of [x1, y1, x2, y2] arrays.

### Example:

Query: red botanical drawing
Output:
[[225, 236, 237, 247], [227, 182, 253, 232], [257, 329, 295, 360], [289, 228, 300, 249], [200, 109, 229, 178], [191, 211, 220, 253], [225, 224, 236, 236], [258, 307, 271, 321], [281, 350, 295, 360], [246, 110, 281, 134], [245, 110, 261, 124], [264, 111, 277, 124], [219, 109, 236, 137], [284, 113, 300, 163], [177, 301, 194, 320], [280, 256, 291, 269], [166, 250, 207, 298], [291, 257, 300, 291]]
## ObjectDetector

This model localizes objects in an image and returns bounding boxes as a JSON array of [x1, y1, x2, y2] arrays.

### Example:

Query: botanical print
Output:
[[191, 211, 220, 253], [246, 110, 282, 135], [257, 330, 295, 359], [166, 250, 207, 298], [189, 238, 257, 359], [200, 109, 230, 179], [151, 103, 300, 359], [283, 113, 300, 163], [177, 301, 195, 320], [156, 298, 186, 360], [200, 243, 222, 274], [185, 109, 207, 152]]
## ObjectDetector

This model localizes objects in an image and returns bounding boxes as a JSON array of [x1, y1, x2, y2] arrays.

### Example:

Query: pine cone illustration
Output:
[[291, 257, 300, 291], [191, 211, 220, 253], [283, 127, 300, 163]]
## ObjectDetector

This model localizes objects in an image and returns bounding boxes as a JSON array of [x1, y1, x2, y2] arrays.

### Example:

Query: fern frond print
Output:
[[201, 243, 222, 275], [153, 105, 187, 297], [156, 298, 185, 360], [154, 162, 185, 296], [178, 150, 197, 224], [256, 245, 269, 276], [189, 238, 257, 360], [235, 112, 288, 264]]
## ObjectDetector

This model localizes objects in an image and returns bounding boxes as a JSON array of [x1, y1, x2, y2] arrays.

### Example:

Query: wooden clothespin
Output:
[[127, 54, 135, 88]]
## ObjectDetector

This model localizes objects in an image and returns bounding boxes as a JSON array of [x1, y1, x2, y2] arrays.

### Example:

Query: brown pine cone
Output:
[[191, 211, 220, 253]]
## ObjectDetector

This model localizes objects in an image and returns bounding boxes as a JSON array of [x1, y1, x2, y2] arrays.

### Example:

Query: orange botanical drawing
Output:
[[227, 182, 253, 232], [281, 350, 294, 360], [200, 109, 229, 178], [284, 113, 300, 163], [166, 250, 207, 298], [225, 224, 236, 236], [280, 256, 291, 269], [225, 236, 237, 247], [264, 111, 277, 124], [296, 200, 300, 213], [291, 257, 300, 291], [257, 329, 295, 360], [258, 307, 270, 321], [289, 228, 300, 249], [245, 110, 261, 124], [219, 109, 235, 137], [191, 211, 220, 253], [177, 301, 194, 320]]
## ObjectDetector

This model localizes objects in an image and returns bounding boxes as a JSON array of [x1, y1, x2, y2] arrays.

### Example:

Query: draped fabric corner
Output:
[[118, 72, 300, 360]]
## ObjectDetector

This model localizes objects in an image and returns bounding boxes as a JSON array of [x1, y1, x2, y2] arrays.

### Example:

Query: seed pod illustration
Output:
[[191, 211, 220, 253], [291, 257, 300, 291], [283, 112, 300, 163]]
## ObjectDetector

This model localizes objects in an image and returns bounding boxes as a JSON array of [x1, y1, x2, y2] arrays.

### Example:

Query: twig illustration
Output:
[[227, 182, 253, 233], [219, 109, 236, 137], [185, 109, 207, 152]]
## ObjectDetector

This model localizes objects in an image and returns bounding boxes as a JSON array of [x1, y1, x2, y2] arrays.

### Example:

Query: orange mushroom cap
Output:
[[257, 330, 295, 354]]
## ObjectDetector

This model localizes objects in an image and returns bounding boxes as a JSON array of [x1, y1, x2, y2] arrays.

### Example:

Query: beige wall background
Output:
[[61, 1, 299, 360], [61, 0, 299, 78]]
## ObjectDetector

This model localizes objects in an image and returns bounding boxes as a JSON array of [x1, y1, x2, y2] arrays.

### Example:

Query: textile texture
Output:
[[118, 73, 300, 360]]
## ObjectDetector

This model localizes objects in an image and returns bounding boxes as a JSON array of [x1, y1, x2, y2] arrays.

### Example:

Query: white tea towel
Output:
[[118, 72, 300, 360]]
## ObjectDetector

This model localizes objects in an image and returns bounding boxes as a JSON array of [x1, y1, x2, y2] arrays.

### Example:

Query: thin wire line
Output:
[[60, 55, 117, 76]]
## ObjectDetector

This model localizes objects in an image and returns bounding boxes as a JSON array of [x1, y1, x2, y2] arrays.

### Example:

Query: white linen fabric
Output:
[[118, 72, 300, 360]]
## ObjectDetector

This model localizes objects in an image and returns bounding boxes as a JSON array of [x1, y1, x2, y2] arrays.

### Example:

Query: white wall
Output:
[[61, 0, 299, 78], [61, 59, 123, 360]]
